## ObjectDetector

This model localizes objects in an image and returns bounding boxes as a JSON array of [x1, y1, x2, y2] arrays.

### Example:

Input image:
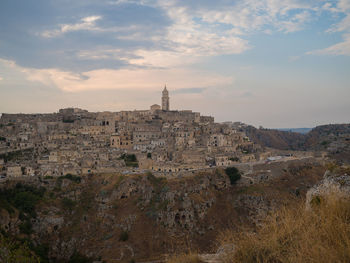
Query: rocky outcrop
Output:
[[234, 195, 274, 226], [199, 243, 235, 263], [306, 168, 350, 209]]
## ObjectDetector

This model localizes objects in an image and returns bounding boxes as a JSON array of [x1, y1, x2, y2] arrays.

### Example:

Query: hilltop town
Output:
[[0, 86, 278, 179], [1, 88, 350, 262]]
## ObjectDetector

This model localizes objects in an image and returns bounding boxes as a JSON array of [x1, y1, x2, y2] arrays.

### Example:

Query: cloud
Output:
[[172, 88, 207, 94], [288, 55, 301, 61], [125, 0, 318, 67], [192, 0, 315, 33], [308, 0, 350, 56], [307, 34, 350, 56], [241, 91, 255, 98], [41, 15, 102, 38], [0, 58, 233, 92], [3, 0, 327, 73]]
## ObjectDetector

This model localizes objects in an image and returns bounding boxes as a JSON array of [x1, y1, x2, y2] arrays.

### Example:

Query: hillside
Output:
[[242, 126, 306, 150], [0, 161, 325, 262], [218, 166, 350, 263], [242, 124, 350, 163]]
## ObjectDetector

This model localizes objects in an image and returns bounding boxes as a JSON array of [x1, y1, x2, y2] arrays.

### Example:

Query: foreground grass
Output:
[[219, 192, 350, 263], [166, 253, 203, 263]]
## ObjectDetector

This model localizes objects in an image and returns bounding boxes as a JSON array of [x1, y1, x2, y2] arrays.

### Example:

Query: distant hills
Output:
[[277, 128, 312, 134], [241, 124, 350, 163]]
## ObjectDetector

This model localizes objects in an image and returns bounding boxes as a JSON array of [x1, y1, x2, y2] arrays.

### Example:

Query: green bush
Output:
[[0, 149, 34, 163], [19, 220, 33, 235], [147, 172, 166, 186], [0, 183, 45, 217], [119, 154, 138, 167], [225, 167, 241, 185], [0, 234, 40, 262], [68, 252, 93, 263], [31, 243, 49, 263], [61, 197, 76, 211], [229, 157, 240, 162], [59, 174, 81, 183], [119, 231, 129, 242]]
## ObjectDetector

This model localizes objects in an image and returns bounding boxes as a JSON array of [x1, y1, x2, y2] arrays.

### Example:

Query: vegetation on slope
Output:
[[242, 123, 350, 154], [219, 192, 350, 263], [242, 125, 306, 150], [0, 234, 39, 263], [166, 253, 203, 263]]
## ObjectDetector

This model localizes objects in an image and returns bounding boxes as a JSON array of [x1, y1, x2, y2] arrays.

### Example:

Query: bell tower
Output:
[[162, 85, 170, 111]]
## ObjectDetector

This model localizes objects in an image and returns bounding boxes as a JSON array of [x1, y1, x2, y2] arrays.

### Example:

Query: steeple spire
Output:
[[162, 85, 170, 111]]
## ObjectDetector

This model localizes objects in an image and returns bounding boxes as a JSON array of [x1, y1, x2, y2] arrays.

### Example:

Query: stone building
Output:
[[7, 166, 22, 177], [162, 85, 170, 111]]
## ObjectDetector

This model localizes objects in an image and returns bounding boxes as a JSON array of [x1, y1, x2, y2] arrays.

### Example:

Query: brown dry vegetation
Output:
[[166, 253, 204, 263], [219, 192, 350, 263]]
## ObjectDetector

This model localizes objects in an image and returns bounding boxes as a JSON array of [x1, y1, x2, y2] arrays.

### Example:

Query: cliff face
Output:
[[0, 163, 326, 262], [242, 124, 350, 163], [243, 126, 306, 150]]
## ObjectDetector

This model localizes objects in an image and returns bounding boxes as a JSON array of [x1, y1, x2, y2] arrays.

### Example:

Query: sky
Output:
[[0, 0, 349, 128]]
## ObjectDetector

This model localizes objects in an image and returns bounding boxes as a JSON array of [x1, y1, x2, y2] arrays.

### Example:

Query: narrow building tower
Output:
[[162, 85, 170, 111]]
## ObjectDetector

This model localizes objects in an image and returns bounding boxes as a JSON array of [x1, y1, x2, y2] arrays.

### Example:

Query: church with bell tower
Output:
[[162, 85, 170, 111]]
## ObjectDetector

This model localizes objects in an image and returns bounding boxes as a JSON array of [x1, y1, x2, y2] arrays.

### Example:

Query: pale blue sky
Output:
[[0, 0, 349, 128]]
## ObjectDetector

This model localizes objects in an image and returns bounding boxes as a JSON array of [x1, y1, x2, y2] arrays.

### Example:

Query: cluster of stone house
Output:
[[0, 86, 262, 179]]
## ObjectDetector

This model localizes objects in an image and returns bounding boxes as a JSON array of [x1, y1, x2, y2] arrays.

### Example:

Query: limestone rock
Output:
[[306, 169, 350, 209]]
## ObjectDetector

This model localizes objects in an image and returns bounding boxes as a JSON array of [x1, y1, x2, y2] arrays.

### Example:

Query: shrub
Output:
[[14, 192, 40, 215], [0, 184, 45, 217], [225, 167, 241, 185], [61, 197, 76, 212], [229, 157, 240, 162], [30, 243, 49, 263], [19, 220, 33, 235], [0, 234, 40, 262], [147, 171, 166, 186], [119, 154, 138, 167], [59, 174, 81, 183], [68, 252, 93, 263], [0, 148, 34, 163], [119, 231, 129, 242], [321, 140, 329, 146]]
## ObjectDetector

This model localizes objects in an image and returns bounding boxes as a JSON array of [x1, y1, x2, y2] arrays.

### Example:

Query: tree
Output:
[[225, 167, 241, 185]]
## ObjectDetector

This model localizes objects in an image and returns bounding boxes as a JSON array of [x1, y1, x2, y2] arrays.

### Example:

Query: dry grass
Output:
[[166, 253, 203, 263], [220, 192, 350, 263]]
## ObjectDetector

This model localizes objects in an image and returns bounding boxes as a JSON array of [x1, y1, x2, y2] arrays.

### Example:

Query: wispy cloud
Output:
[[308, 0, 350, 56], [126, 0, 318, 67], [307, 34, 350, 56], [0, 58, 233, 92], [194, 0, 315, 33], [32, 0, 328, 71], [172, 88, 207, 94], [41, 15, 102, 38]]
